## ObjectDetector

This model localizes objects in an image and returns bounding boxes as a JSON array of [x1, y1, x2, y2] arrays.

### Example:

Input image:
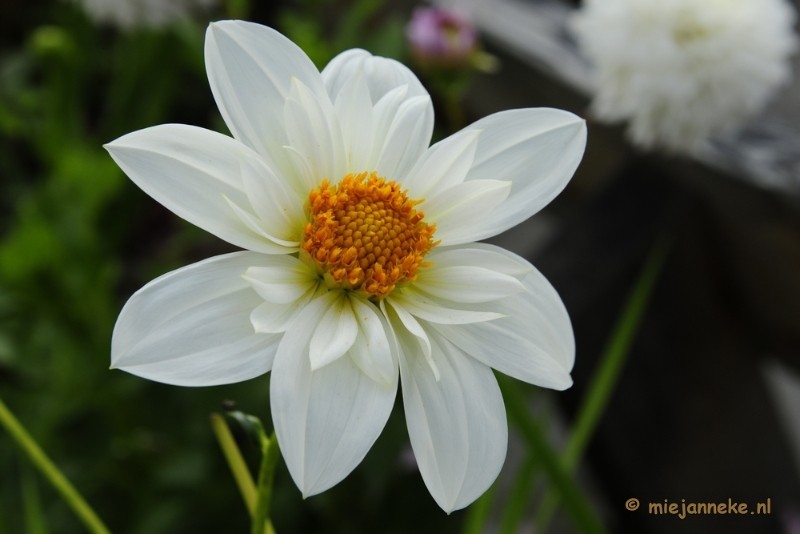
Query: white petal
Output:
[[374, 95, 434, 182], [223, 195, 300, 248], [426, 244, 533, 280], [404, 129, 481, 200], [367, 85, 408, 169], [284, 100, 324, 179], [240, 152, 306, 242], [284, 77, 346, 186], [111, 252, 280, 386], [397, 324, 507, 513], [105, 124, 292, 254], [309, 291, 359, 370], [422, 180, 512, 246], [413, 265, 525, 303], [250, 284, 318, 334], [242, 255, 319, 304], [271, 294, 397, 497], [347, 295, 396, 386], [459, 108, 587, 241], [322, 48, 430, 106], [282, 145, 317, 195], [429, 244, 574, 390], [389, 289, 505, 325], [322, 46, 438, 179], [321, 49, 371, 98], [204, 21, 329, 181], [383, 300, 439, 381], [333, 69, 373, 173]]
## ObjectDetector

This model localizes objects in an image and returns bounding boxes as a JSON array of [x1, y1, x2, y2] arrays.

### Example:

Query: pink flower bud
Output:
[[406, 7, 477, 66]]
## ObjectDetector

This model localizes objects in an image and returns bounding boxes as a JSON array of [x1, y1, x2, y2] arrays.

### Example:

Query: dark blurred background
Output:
[[1, 0, 799, 533]]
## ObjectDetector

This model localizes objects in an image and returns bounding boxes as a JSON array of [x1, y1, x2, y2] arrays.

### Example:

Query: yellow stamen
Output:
[[302, 172, 438, 298]]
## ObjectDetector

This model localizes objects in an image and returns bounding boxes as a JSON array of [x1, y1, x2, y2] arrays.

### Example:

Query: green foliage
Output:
[[0, 1, 626, 533], [0, 2, 456, 533], [278, 0, 407, 68], [0, 3, 245, 532]]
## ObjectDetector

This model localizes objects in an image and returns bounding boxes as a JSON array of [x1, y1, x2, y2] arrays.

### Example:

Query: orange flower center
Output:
[[302, 172, 437, 299]]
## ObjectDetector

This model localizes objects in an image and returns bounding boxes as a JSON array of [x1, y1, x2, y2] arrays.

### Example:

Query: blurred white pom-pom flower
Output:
[[76, 0, 217, 29], [571, 0, 799, 152]]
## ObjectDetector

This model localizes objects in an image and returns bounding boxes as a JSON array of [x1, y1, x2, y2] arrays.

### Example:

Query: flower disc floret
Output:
[[302, 172, 437, 298]]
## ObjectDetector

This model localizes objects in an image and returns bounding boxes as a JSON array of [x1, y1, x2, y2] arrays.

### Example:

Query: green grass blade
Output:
[[0, 395, 110, 534], [460, 478, 499, 534], [498, 376, 608, 534], [463, 389, 543, 534], [536, 235, 672, 532], [497, 453, 540, 534], [21, 462, 49, 534]]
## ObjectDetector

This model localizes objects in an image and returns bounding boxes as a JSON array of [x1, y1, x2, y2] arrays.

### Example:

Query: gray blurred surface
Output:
[[452, 2, 800, 532]]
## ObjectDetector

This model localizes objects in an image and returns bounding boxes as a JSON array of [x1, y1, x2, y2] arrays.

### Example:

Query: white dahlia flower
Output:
[[76, 0, 217, 29], [106, 21, 586, 512], [571, 0, 798, 152]]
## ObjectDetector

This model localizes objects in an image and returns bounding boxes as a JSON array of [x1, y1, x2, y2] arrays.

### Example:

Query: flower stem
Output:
[[251, 432, 281, 534], [0, 394, 110, 534], [210, 413, 280, 534], [210, 413, 257, 515]]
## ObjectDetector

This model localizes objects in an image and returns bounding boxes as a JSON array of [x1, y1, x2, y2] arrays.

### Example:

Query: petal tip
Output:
[[109, 353, 123, 370], [441, 500, 456, 514], [432, 366, 441, 382], [309, 352, 335, 372], [380, 375, 395, 389], [208, 19, 237, 33], [206, 20, 224, 39], [553, 375, 574, 391]]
